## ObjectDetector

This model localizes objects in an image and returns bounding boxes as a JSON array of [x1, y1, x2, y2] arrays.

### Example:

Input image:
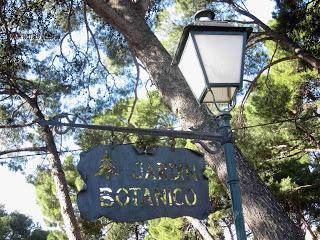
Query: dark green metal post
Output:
[[218, 112, 246, 240]]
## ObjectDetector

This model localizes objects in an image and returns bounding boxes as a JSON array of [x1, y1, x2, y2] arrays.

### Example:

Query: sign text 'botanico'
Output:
[[77, 144, 210, 222]]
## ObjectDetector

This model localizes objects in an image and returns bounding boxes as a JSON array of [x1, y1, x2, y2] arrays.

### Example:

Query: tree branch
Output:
[[295, 122, 320, 149], [186, 217, 214, 240], [226, 0, 320, 71], [83, 2, 110, 77], [304, 148, 320, 152], [59, 0, 77, 64], [264, 150, 305, 162], [0, 147, 47, 156], [222, 218, 235, 240], [0, 88, 16, 95], [223, 19, 256, 24], [10, 100, 27, 119], [247, 36, 273, 48], [127, 51, 140, 125], [289, 183, 320, 193], [85, 0, 148, 46], [265, 42, 278, 84], [0, 119, 38, 129], [300, 213, 318, 240], [238, 55, 300, 120]]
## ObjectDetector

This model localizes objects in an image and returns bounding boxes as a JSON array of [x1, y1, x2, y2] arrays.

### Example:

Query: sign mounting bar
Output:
[[38, 119, 222, 142]]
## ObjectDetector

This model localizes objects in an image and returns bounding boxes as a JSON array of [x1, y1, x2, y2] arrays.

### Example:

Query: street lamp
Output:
[[173, 9, 251, 108], [173, 9, 252, 240]]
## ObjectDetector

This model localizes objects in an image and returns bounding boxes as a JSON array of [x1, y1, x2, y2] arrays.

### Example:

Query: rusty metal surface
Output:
[[77, 144, 211, 222]]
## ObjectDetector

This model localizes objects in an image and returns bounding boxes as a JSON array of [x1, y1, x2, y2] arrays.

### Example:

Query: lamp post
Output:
[[173, 9, 252, 240]]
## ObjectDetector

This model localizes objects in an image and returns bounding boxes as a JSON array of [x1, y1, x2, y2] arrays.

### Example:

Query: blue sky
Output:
[[0, 0, 276, 230]]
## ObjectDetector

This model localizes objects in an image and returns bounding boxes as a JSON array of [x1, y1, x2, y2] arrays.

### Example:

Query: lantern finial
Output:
[[194, 9, 215, 21]]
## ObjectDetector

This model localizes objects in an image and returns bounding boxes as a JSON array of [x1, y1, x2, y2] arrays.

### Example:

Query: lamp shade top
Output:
[[173, 21, 252, 66], [172, 12, 252, 104]]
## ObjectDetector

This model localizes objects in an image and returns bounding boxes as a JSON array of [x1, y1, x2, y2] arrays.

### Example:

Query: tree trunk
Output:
[[42, 126, 82, 240], [85, 0, 304, 239], [18, 91, 83, 240]]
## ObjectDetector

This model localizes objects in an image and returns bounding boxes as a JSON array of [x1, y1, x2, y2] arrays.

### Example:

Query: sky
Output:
[[0, 165, 46, 227], [0, 0, 276, 232], [243, 0, 275, 24]]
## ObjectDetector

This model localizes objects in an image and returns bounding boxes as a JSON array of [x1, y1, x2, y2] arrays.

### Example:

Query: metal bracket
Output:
[[192, 140, 221, 154], [53, 113, 77, 134], [38, 113, 87, 135], [38, 114, 224, 142]]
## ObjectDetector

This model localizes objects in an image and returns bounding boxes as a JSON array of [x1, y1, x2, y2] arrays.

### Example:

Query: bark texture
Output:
[[85, 0, 305, 239], [43, 127, 82, 240]]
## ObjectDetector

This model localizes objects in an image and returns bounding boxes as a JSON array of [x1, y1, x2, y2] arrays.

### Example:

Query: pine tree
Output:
[[234, 39, 320, 238], [0, 204, 48, 240]]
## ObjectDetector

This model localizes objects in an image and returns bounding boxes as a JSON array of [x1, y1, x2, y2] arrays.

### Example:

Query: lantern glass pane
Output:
[[194, 33, 244, 85], [203, 87, 236, 103], [178, 34, 207, 101]]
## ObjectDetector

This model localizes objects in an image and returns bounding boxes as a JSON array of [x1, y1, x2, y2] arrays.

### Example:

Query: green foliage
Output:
[[235, 40, 320, 230], [47, 230, 68, 240], [31, 156, 105, 239], [0, 204, 48, 240], [272, 0, 320, 59], [0, 0, 140, 169], [78, 91, 177, 150], [104, 222, 136, 240], [32, 168, 62, 225], [146, 218, 184, 240], [205, 168, 231, 238], [27, 229, 49, 240], [146, 216, 207, 239], [154, 0, 238, 56]]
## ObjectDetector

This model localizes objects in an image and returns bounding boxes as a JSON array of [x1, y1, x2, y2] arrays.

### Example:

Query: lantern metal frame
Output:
[[173, 21, 252, 106]]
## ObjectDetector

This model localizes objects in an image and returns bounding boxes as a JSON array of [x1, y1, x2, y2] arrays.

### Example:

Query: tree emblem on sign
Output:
[[96, 151, 119, 180]]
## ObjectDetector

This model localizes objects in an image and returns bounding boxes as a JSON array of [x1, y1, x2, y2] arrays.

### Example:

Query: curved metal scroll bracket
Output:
[[209, 88, 238, 113], [192, 140, 221, 154], [54, 113, 77, 134], [39, 113, 87, 135]]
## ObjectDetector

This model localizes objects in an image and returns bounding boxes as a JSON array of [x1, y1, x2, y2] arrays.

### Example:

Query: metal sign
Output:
[[77, 144, 211, 222]]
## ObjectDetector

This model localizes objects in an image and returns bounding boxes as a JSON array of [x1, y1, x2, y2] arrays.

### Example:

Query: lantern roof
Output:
[[173, 21, 252, 65]]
